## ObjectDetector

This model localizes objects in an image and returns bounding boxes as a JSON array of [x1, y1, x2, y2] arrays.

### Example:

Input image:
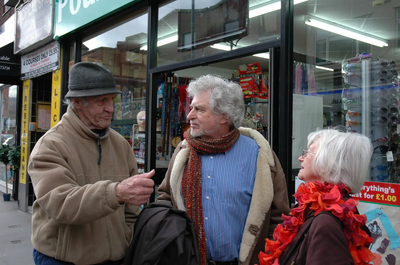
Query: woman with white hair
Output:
[[259, 129, 380, 265]]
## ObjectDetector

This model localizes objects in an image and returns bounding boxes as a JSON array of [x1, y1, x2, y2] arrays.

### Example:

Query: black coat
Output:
[[124, 201, 199, 265]]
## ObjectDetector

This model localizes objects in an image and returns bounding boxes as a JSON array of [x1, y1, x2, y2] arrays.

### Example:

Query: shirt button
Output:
[[206, 196, 209, 199], [205, 217, 208, 220], [210, 156, 213, 159], [208, 176, 211, 179]]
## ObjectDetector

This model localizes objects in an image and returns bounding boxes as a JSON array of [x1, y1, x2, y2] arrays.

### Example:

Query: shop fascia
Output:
[[55, 0, 140, 38]]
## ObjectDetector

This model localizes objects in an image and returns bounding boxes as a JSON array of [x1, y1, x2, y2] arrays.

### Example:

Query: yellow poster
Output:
[[51, 70, 61, 127], [20, 80, 31, 185]]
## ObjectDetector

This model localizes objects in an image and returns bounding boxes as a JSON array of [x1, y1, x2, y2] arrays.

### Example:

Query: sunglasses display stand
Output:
[[343, 55, 399, 183]]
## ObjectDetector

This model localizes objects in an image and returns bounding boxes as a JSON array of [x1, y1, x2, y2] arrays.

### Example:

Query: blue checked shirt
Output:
[[200, 135, 259, 261]]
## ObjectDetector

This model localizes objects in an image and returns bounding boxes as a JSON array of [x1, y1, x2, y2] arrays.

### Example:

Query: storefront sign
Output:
[[54, 0, 140, 38], [15, 0, 53, 54], [353, 181, 400, 207], [0, 42, 20, 77], [51, 70, 61, 127], [20, 80, 32, 185], [21, 41, 60, 80]]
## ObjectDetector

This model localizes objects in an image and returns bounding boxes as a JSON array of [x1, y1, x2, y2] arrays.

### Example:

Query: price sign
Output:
[[352, 181, 400, 206]]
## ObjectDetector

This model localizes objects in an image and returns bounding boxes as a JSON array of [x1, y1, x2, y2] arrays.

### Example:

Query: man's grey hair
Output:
[[187, 74, 245, 128], [63, 97, 89, 109]]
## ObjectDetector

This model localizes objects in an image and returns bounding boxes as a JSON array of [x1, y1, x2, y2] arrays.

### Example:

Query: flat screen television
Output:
[[177, 0, 249, 52]]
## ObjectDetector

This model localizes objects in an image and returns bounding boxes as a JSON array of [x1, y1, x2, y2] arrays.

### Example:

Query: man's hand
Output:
[[116, 170, 155, 205]]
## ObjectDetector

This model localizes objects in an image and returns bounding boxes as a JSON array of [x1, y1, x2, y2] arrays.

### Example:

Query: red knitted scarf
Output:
[[182, 128, 240, 265], [259, 181, 381, 265]]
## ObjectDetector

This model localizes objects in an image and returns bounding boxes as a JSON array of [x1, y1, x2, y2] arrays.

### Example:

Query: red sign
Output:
[[352, 181, 400, 206]]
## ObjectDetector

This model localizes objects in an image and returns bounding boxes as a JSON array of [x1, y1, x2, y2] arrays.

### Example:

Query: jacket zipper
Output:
[[97, 137, 113, 260], [97, 138, 102, 165]]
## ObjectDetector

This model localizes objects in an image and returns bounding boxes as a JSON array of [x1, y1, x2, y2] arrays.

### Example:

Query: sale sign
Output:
[[352, 181, 400, 207]]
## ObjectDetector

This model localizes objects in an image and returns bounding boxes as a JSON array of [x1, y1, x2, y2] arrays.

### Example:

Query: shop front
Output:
[[54, 0, 290, 194], [12, 1, 400, 261]]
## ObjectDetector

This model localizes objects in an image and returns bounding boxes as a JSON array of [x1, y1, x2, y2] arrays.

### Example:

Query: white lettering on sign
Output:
[[83, 0, 96, 8], [58, 0, 100, 23], [70, 0, 81, 15], [0, 56, 10, 61], [0, 66, 11, 71]]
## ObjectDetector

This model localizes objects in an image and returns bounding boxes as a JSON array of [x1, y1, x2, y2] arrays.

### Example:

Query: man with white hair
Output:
[[157, 74, 291, 265]]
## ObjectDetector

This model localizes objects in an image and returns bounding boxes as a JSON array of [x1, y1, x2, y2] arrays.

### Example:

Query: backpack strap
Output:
[[281, 211, 342, 265]]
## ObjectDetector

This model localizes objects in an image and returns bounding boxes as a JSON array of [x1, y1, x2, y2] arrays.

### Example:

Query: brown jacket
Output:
[[157, 127, 291, 265], [28, 107, 141, 265], [279, 211, 354, 265]]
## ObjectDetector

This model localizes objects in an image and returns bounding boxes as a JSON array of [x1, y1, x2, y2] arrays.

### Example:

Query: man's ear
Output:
[[72, 98, 82, 109], [219, 113, 230, 125]]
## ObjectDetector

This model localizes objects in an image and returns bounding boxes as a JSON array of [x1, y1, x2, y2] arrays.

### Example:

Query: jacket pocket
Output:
[[55, 224, 67, 261]]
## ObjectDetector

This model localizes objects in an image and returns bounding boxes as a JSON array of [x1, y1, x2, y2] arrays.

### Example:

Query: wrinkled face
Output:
[[298, 139, 324, 183], [74, 94, 116, 130], [187, 90, 226, 139]]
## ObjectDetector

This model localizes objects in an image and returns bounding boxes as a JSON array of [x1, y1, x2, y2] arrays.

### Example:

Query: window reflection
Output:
[[294, 0, 400, 184], [157, 0, 285, 67], [79, 12, 148, 173]]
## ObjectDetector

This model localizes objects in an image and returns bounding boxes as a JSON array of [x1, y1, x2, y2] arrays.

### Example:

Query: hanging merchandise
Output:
[[159, 73, 193, 158], [308, 66, 317, 96], [160, 74, 168, 157], [162, 74, 174, 157], [295, 62, 302, 94], [170, 76, 180, 149], [178, 78, 189, 123]]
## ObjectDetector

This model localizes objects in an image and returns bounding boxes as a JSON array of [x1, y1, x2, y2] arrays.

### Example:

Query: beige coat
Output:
[[157, 127, 291, 265], [28, 107, 140, 265]]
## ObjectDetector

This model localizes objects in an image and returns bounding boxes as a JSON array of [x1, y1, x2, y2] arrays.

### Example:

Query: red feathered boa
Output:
[[259, 181, 381, 265]]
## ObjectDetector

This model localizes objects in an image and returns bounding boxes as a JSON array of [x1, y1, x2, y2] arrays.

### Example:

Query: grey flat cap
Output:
[[65, 62, 122, 98]]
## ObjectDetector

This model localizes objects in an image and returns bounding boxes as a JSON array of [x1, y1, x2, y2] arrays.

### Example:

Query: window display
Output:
[[342, 54, 399, 183]]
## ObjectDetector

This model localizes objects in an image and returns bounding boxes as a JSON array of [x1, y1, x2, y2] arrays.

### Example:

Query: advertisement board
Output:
[[20, 41, 60, 80]]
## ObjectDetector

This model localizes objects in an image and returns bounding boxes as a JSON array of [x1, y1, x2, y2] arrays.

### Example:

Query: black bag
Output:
[[124, 201, 199, 265]]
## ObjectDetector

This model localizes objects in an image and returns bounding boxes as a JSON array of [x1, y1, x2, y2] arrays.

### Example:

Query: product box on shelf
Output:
[[258, 75, 269, 99], [239, 76, 258, 98], [238, 62, 262, 75], [238, 62, 269, 99]]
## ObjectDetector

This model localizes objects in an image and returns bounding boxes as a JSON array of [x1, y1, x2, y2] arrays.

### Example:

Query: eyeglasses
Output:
[[302, 150, 316, 158]]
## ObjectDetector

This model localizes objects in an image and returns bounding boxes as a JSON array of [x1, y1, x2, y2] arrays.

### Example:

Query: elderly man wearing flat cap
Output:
[[28, 62, 154, 265]]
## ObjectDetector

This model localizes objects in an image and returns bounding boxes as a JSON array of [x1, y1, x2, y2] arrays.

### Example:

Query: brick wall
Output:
[[1, 0, 15, 27]]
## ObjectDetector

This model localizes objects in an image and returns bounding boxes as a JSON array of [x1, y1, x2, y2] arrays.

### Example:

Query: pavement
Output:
[[0, 194, 34, 265]]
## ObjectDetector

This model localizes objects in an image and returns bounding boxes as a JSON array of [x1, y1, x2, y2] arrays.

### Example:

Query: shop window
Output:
[[4, 5, 11, 14], [80, 10, 148, 173], [0, 85, 17, 194], [294, 0, 400, 187], [397, 8, 400, 50], [157, 0, 284, 67]]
